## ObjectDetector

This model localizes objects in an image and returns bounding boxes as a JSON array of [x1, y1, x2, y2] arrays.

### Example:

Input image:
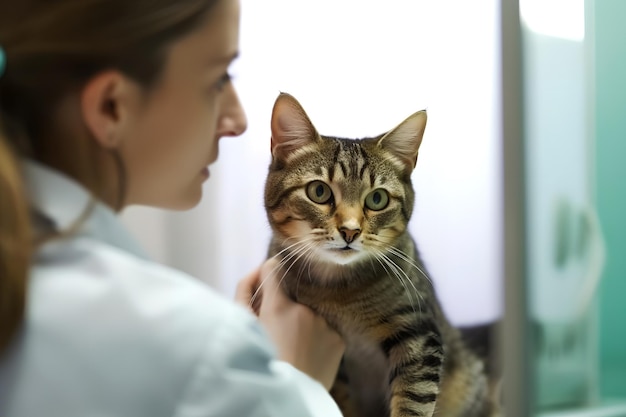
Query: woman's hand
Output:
[[236, 259, 345, 390]]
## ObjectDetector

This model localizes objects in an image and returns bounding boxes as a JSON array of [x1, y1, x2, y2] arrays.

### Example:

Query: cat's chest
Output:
[[343, 332, 388, 376], [343, 333, 390, 417], [286, 276, 415, 346], [298, 292, 394, 340]]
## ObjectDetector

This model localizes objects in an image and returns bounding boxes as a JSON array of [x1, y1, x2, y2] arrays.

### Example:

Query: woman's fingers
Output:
[[236, 257, 345, 390], [257, 258, 289, 313], [235, 258, 280, 315], [235, 265, 261, 313]]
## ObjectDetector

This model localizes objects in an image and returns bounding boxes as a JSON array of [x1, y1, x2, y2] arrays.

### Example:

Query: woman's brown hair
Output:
[[0, 0, 219, 353]]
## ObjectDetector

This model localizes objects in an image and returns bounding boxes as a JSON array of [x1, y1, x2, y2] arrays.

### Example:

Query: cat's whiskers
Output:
[[386, 246, 434, 286], [365, 236, 426, 313], [377, 249, 423, 315], [370, 248, 413, 311], [274, 236, 310, 258], [250, 237, 317, 309], [278, 237, 318, 263], [388, 245, 433, 284], [365, 234, 434, 286], [388, 253, 426, 313], [374, 243, 428, 311], [370, 247, 419, 315], [295, 241, 319, 301], [294, 238, 319, 284], [274, 240, 318, 302]]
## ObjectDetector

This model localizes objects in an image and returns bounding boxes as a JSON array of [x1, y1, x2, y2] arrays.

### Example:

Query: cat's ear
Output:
[[377, 110, 427, 170], [270, 92, 320, 160]]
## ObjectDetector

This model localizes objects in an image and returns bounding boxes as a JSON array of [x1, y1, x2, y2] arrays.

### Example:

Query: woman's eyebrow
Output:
[[209, 51, 239, 66]]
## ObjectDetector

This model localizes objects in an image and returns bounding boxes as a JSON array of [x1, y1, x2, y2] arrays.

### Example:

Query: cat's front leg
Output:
[[382, 323, 444, 417]]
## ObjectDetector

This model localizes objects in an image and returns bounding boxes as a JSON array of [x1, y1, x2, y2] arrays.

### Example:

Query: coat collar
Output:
[[22, 160, 150, 261]]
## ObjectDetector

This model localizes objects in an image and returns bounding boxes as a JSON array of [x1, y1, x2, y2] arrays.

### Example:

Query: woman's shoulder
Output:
[[32, 234, 250, 329], [13, 236, 266, 416], [29, 234, 259, 350]]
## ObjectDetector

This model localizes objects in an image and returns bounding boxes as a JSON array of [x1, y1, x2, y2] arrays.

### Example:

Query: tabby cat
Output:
[[263, 92, 500, 417]]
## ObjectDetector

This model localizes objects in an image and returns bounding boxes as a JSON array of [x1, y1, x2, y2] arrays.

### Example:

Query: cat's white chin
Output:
[[318, 248, 366, 266]]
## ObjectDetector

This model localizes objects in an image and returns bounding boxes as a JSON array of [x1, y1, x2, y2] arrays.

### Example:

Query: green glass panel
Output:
[[594, 0, 626, 400]]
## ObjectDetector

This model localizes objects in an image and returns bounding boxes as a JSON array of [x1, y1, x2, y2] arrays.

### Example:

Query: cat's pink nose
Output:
[[340, 227, 361, 244]]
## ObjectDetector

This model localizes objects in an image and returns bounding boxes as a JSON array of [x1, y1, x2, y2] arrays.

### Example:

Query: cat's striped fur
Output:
[[263, 93, 501, 417]]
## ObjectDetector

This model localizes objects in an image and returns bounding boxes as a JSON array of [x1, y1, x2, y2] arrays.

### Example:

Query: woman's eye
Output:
[[365, 189, 389, 211], [306, 181, 333, 204], [214, 72, 232, 92]]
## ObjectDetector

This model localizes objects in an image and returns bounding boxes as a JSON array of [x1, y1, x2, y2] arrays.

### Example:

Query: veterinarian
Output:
[[0, 1, 345, 416]]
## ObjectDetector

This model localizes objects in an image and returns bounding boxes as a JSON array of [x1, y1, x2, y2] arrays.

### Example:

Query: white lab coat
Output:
[[0, 161, 343, 417]]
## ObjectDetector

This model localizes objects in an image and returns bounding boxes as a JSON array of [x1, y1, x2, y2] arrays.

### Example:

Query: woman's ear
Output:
[[80, 71, 139, 149]]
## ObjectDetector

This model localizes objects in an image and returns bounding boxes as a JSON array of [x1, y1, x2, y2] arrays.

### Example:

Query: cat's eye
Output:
[[306, 181, 333, 204], [365, 189, 390, 211]]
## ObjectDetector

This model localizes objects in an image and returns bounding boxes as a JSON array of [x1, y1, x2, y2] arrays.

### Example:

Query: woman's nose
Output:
[[217, 84, 247, 137]]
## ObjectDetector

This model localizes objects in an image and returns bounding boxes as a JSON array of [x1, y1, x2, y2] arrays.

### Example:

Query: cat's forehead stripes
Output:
[[327, 138, 372, 187]]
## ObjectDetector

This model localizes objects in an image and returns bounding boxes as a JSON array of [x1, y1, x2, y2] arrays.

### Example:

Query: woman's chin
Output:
[[156, 186, 203, 211]]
